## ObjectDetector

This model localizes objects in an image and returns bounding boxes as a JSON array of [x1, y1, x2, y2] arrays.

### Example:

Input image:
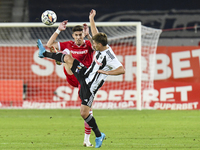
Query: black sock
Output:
[[43, 51, 66, 63], [84, 114, 101, 137]]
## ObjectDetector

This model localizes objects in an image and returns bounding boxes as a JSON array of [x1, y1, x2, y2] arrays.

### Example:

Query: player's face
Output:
[[93, 41, 101, 51], [72, 31, 84, 46]]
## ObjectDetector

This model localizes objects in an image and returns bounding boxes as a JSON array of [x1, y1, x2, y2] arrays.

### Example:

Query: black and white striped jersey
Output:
[[84, 45, 122, 95]]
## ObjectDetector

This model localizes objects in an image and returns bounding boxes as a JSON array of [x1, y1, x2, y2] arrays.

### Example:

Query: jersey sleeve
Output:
[[108, 57, 123, 70], [106, 47, 122, 70]]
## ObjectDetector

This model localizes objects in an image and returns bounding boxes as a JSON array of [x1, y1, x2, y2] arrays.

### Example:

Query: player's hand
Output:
[[98, 70, 109, 75], [58, 20, 68, 31], [89, 9, 96, 20], [83, 23, 89, 37]]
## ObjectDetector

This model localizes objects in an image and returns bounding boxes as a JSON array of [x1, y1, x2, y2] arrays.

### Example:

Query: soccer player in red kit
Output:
[[46, 21, 94, 147]]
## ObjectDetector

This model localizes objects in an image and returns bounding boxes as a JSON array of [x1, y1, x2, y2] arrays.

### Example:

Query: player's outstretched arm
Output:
[[46, 20, 68, 49], [98, 66, 125, 75], [89, 9, 98, 36], [83, 23, 94, 46]]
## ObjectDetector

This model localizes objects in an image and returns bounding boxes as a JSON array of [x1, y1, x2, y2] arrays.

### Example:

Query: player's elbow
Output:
[[121, 67, 125, 74], [47, 42, 58, 50], [118, 66, 125, 75], [46, 42, 52, 48]]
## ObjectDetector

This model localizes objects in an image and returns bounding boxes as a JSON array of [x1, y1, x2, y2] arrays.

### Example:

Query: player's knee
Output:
[[64, 54, 74, 64], [80, 110, 88, 119], [64, 55, 69, 63]]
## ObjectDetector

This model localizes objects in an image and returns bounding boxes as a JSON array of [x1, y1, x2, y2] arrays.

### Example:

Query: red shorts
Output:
[[63, 67, 79, 88]]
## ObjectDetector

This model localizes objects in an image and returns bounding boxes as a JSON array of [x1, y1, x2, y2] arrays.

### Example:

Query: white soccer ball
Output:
[[41, 10, 57, 25]]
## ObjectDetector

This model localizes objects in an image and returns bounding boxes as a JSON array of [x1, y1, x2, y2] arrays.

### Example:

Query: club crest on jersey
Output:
[[79, 62, 84, 67]]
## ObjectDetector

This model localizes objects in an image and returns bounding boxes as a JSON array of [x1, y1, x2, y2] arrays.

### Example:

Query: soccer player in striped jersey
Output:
[[46, 21, 94, 147], [37, 9, 125, 148]]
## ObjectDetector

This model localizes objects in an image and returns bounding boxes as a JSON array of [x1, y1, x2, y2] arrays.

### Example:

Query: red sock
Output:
[[84, 110, 93, 135], [84, 121, 91, 134]]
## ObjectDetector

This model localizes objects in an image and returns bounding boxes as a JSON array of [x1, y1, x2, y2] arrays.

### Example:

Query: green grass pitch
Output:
[[0, 109, 199, 150]]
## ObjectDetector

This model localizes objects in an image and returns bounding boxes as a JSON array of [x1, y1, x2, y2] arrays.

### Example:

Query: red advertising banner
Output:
[[0, 46, 135, 109], [0, 46, 200, 109], [0, 80, 23, 102], [152, 46, 200, 109]]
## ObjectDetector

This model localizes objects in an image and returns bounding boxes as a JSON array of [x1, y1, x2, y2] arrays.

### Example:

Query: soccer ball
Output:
[[41, 10, 57, 25]]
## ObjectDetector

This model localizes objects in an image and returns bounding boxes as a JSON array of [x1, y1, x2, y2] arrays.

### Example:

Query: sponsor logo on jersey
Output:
[[70, 50, 88, 54], [94, 57, 102, 66]]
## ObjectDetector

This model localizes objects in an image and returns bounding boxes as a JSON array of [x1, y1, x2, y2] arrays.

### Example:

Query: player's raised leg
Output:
[[37, 39, 68, 63]]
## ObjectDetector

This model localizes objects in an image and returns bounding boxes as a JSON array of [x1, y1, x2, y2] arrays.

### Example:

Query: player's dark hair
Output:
[[72, 25, 83, 32], [92, 32, 108, 46]]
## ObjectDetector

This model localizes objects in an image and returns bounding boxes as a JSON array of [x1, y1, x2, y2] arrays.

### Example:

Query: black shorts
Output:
[[71, 59, 94, 107]]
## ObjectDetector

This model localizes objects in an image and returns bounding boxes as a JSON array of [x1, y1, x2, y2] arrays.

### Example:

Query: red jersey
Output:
[[59, 40, 93, 68], [59, 40, 94, 87]]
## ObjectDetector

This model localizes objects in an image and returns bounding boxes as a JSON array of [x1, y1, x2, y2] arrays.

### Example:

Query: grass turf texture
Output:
[[0, 109, 199, 150]]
